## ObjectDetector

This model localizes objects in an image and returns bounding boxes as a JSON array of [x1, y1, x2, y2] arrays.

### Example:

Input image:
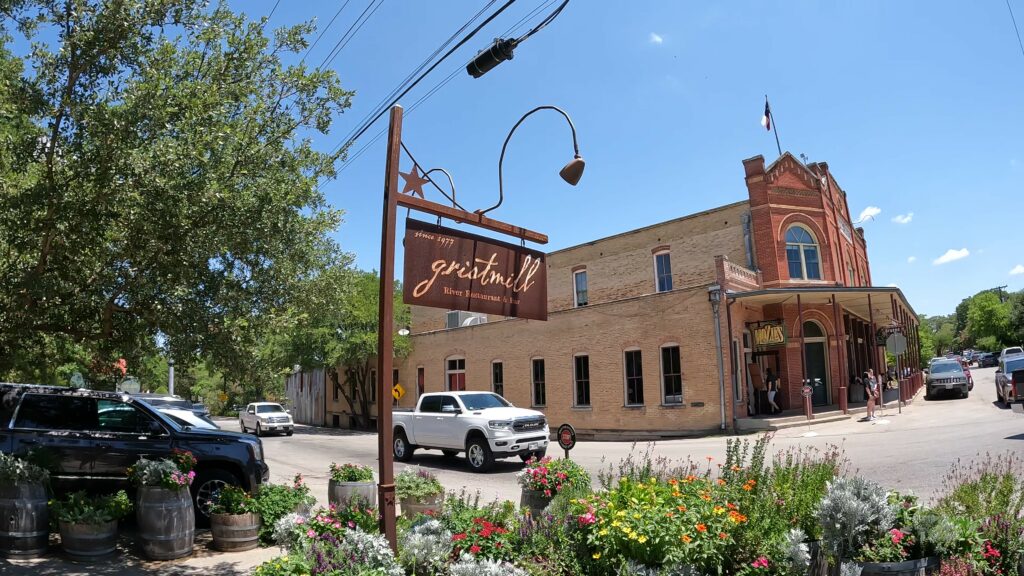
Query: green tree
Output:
[[1008, 291, 1024, 347], [917, 314, 936, 366], [0, 0, 352, 384], [934, 322, 955, 356], [965, 292, 1010, 347], [284, 268, 410, 429]]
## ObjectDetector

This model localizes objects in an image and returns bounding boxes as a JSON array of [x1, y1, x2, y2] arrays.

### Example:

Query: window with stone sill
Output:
[[625, 349, 645, 406]]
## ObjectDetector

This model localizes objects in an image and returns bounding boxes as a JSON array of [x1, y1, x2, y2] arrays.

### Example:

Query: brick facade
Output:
[[310, 152, 917, 438]]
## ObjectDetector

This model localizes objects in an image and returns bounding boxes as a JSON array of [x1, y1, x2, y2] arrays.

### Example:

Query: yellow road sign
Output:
[[392, 382, 405, 401]]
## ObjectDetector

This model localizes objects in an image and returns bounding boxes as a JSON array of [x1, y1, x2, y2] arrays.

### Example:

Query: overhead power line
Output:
[[300, 0, 354, 64], [318, 0, 387, 71], [1008, 0, 1024, 59]]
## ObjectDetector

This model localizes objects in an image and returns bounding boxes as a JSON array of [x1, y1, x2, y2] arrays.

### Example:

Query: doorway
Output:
[[803, 321, 830, 406]]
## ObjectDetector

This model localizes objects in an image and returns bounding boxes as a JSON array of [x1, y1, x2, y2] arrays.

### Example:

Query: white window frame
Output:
[[573, 353, 591, 407], [531, 357, 546, 407], [445, 356, 466, 391], [659, 343, 683, 406], [784, 225, 822, 280], [491, 360, 504, 397], [654, 250, 673, 293], [573, 269, 588, 307], [623, 348, 645, 407]]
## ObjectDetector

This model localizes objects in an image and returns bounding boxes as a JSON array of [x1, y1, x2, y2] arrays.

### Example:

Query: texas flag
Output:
[[761, 99, 772, 131]]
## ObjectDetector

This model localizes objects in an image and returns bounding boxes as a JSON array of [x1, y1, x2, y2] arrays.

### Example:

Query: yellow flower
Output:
[[616, 510, 626, 517], [633, 513, 641, 519], [638, 535, 648, 544], [599, 528, 609, 536], [713, 506, 725, 515], [629, 533, 638, 541], [593, 552, 602, 559], [612, 520, 621, 527]]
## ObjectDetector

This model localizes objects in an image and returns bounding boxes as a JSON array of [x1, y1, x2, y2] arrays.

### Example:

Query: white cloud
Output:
[[855, 206, 881, 223], [892, 212, 913, 224], [649, 32, 663, 45], [1011, 264, 1024, 276], [886, 283, 899, 288], [933, 248, 970, 265], [907, 256, 916, 264]]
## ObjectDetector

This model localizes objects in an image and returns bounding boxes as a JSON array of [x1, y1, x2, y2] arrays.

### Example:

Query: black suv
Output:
[[0, 383, 269, 523]]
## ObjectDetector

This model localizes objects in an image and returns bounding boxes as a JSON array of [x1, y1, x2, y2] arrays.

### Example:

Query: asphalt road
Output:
[[248, 366, 1023, 507]]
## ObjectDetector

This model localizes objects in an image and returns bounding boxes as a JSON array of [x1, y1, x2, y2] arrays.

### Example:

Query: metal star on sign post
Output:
[[399, 165, 429, 199]]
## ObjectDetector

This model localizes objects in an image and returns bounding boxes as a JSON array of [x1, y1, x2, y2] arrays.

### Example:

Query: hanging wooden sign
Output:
[[403, 218, 548, 321], [749, 319, 787, 348]]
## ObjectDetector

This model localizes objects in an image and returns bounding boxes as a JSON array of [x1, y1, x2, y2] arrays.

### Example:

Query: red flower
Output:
[[470, 545, 482, 554], [452, 533, 467, 541]]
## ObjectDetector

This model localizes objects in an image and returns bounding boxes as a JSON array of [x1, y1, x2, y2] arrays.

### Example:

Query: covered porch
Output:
[[728, 286, 921, 419]]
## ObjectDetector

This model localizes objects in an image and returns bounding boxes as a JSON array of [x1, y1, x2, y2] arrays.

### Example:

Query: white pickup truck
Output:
[[392, 391, 549, 472]]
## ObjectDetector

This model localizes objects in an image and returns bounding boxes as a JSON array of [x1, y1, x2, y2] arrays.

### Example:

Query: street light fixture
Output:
[[466, 0, 571, 79], [477, 105, 584, 217]]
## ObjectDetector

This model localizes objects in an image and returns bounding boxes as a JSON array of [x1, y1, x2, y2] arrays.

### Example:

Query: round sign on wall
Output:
[[557, 423, 576, 451]]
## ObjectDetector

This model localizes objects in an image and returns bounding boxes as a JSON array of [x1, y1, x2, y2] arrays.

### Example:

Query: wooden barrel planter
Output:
[[328, 480, 376, 508], [520, 489, 553, 517], [805, 540, 828, 576], [210, 512, 260, 552], [858, 557, 940, 576], [59, 520, 118, 559], [400, 493, 443, 519], [136, 487, 195, 560], [0, 483, 49, 558]]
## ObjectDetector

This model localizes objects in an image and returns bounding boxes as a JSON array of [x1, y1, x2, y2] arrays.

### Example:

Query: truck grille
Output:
[[513, 417, 546, 432], [931, 378, 962, 384], [268, 416, 290, 423], [519, 436, 546, 443]]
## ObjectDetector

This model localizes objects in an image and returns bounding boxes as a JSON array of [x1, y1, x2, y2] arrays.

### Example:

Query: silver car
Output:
[[925, 360, 970, 400]]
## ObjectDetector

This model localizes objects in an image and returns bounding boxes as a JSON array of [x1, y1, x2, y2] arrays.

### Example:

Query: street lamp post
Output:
[[168, 358, 175, 396], [374, 104, 583, 551], [708, 285, 726, 430]]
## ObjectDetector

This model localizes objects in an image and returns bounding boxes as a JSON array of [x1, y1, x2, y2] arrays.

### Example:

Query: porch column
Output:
[[832, 294, 848, 413], [797, 294, 810, 419], [868, 293, 879, 375]]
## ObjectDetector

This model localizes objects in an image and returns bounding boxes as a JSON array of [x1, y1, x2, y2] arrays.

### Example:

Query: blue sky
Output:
[[26, 1, 1024, 317]]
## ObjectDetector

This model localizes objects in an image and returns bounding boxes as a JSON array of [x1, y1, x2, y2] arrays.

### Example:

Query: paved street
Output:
[[5, 367, 1020, 576], [254, 367, 1023, 508]]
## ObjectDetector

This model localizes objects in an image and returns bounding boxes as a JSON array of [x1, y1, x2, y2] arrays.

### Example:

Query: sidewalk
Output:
[[1, 530, 280, 576]]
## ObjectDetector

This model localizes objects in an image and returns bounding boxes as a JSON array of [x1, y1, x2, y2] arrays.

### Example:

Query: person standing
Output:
[[864, 369, 880, 421], [765, 368, 781, 414]]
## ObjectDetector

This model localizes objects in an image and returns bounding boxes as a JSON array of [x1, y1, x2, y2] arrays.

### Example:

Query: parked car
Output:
[[1000, 346, 1024, 360], [0, 383, 268, 523], [996, 354, 1024, 407], [925, 360, 970, 400], [392, 391, 549, 472], [977, 352, 999, 368], [239, 402, 294, 436], [159, 407, 220, 430], [131, 393, 216, 427]]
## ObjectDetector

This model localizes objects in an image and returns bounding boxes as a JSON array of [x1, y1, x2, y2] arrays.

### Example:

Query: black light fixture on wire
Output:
[[467, 0, 570, 78]]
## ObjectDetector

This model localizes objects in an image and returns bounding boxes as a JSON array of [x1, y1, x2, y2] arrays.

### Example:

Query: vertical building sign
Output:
[[403, 219, 548, 321]]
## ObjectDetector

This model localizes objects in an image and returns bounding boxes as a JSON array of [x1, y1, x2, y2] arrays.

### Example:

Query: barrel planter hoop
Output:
[[0, 483, 49, 558], [858, 557, 940, 576], [328, 480, 377, 509], [59, 520, 118, 559], [136, 486, 195, 560], [400, 493, 443, 519], [210, 512, 260, 552], [520, 489, 553, 517]]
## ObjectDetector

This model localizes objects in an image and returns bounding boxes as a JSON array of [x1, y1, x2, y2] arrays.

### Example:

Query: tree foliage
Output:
[[284, 268, 410, 429], [0, 0, 353, 386], [964, 292, 1010, 350]]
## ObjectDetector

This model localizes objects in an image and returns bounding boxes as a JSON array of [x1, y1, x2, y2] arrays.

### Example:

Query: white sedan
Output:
[[239, 402, 294, 437]]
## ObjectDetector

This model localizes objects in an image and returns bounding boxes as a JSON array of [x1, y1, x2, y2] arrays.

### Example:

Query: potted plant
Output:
[[0, 452, 50, 558], [51, 490, 132, 559], [209, 485, 261, 552], [517, 456, 591, 516], [128, 449, 197, 560], [395, 468, 443, 518], [327, 462, 376, 508]]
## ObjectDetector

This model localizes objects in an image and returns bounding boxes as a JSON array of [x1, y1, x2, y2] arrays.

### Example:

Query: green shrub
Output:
[[51, 490, 132, 525], [0, 452, 49, 485], [329, 462, 374, 483], [395, 468, 443, 502], [210, 485, 256, 515], [253, 474, 316, 544]]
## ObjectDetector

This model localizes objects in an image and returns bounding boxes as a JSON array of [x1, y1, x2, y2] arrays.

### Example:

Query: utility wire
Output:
[[267, 0, 281, 21], [329, 0, 520, 158], [318, 0, 387, 71], [300, 0, 353, 64], [336, 1, 499, 154], [1008, 0, 1024, 59], [336, 0, 565, 173]]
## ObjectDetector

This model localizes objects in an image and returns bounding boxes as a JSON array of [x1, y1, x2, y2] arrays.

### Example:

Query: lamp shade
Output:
[[559, 155, 585, 186]]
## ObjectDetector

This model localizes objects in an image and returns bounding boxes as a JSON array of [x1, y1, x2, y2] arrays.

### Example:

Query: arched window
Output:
[[802, 321, 825, 338], [785, 226, 821, 280]]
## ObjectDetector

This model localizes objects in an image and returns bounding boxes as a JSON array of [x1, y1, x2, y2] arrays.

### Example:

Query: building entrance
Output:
[[802, 321, 829, 406]]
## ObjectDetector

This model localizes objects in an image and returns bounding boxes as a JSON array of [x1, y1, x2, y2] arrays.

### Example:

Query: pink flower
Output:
[[295, 518, 305, 525], [347, 521, 355, 529], [577, 512, 596, 525], [890, 529, 904, 545], [752, 556, 770, 569], [306, 529, 316, 538]]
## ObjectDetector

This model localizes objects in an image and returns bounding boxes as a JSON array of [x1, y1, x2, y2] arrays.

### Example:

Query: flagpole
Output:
[[767, 95, 782, 157]]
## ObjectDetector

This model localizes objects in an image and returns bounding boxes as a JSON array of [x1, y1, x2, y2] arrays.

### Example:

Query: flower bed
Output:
[[249, 441, 1024, 576]]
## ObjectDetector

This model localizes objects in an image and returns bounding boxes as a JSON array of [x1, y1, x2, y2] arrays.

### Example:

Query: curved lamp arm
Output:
[[477, 105, 583, 217]]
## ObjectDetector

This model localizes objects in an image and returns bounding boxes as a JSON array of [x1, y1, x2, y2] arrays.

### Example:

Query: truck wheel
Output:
[[441, 449, 458, 459], [256, 422, 263, 437], [239, 421, 247, 433], [192, 468, 241, 527], [465, 437, 493, 472], [394, 430, 414, 462]]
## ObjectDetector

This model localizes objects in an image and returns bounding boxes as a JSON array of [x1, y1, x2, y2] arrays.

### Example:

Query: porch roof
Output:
[[728, 286, 917, 327]]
